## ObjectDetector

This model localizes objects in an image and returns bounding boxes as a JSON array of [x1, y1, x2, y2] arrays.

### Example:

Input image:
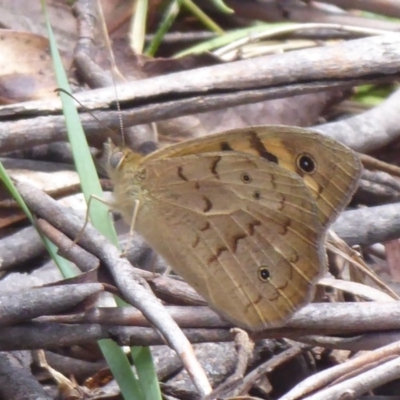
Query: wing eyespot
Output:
[[253, 190, 261, 200], [297, 153, 316, 174], [241, 173, 252, 183], [258, 266, 271, 282]]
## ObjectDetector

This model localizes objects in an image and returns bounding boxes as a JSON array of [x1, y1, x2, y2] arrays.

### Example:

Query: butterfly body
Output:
[[105, 125, 361, 331]]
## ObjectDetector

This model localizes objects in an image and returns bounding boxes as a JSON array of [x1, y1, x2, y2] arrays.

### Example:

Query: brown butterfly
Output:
[[105, 125, 361, 331]]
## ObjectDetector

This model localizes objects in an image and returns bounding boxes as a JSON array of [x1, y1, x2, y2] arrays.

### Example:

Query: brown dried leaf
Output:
[[0, 30, 58, 103]]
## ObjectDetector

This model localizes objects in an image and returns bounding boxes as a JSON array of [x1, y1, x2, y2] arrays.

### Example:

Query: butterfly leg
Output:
[[129, 199, 140, 236], [121, 199, 141, 256], [67, 194, 113, 250]]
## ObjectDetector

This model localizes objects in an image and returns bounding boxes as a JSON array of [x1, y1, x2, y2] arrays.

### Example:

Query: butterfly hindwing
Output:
[[132, 152, 326, 330]]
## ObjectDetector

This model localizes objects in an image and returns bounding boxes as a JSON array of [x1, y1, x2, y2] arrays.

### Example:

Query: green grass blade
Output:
[[209, 0, 233, 14], [42, 2, 117, 243], [182, 0, 224, 34], [174, 23, 273, 57], [101, 339, 145, 400], [131, 0, 149, 54], [131, 347, 162, 400], [41, 2, 151, 399], [0, 162, 76, 278], [145, 0, 182, 57]]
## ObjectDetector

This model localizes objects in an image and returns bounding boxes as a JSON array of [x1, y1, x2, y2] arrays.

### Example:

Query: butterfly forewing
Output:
[[130, 152, 326, 330], [141, 125, 362, 230]]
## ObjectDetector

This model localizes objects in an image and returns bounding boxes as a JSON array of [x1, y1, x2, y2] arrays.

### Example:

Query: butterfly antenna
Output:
[[55, 88, 119, 143], [109, 65, 125, 147], [97, 1, 126, 147]]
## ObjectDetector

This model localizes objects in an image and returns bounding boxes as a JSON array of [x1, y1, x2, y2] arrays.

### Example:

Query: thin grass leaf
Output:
[[174, 23, 272, 57], [145, 0, 182, 57], [182, 0, 224, 34], [41, 2, 148, 399], [101, 339, 145, 400], [131, 347, 162, 400], [131, 0, 149, 54], [0, 162, 75, 277], [208, 0, 233, 14], [44, 17, 117, 242], [175, 22, 388, 58]]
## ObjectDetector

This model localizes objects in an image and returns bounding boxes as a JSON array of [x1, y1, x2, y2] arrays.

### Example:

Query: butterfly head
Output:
[[104, 139, 145, 181]]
